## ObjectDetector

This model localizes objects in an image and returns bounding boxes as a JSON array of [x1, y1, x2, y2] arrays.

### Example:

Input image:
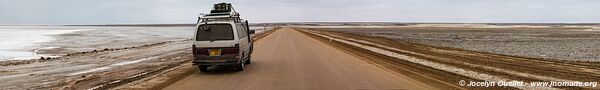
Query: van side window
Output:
[[236, 24, 247, 39], [236, 25, 242, 39], [241, 25, 247, 37]]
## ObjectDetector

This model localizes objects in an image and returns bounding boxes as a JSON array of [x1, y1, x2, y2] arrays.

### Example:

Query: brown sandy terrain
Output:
[[0, 39, 192, 90], [161, 27, 437, 90], [314, 27, 600, 61], [299, 28, 600, 89]]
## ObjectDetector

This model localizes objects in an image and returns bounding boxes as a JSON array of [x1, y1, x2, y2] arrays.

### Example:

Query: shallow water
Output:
[[0, 26, 268, 61], [0, 26, 88, 60], [0, 26, 198, 61]]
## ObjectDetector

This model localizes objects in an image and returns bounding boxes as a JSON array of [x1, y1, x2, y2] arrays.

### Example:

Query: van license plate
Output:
[[208, 49, 221, 56]]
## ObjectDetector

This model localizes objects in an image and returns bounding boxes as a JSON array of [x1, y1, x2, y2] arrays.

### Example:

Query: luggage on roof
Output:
[[210, 3, 232, 13], [200, 3, 240, 20]]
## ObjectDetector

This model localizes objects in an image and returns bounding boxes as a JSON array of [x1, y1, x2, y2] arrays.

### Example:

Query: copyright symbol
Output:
[[459, 80, 466, 86]]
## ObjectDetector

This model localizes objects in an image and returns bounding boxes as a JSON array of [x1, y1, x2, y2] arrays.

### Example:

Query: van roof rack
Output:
[[199, 3, 239, 19], [197, 3, 246, 23]]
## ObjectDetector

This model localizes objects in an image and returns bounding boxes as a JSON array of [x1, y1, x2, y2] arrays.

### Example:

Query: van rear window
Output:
[[196, 24, 234, 41]]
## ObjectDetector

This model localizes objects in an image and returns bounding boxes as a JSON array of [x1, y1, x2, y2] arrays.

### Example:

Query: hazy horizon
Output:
[[1, 0, 600, 24], [5, 22, 600, 26]]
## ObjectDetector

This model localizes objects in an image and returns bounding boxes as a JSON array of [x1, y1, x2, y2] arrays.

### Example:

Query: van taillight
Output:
[[192, 45, 197, 54]]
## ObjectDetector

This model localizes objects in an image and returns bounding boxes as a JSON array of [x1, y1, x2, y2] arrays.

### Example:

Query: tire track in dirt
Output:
[[298, 28, 600, 89]]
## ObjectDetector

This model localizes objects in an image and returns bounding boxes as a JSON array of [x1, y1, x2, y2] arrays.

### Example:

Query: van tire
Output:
[[235, 63, 245, 71], [245, 55, 251, 64], [198, 65, 209, 72]]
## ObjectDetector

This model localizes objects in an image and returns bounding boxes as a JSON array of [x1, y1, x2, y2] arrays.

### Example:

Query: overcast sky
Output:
[[1, 0, 599, 24]]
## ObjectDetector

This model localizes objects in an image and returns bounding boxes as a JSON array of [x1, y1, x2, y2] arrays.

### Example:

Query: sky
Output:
[[0, 0, 599, 24]]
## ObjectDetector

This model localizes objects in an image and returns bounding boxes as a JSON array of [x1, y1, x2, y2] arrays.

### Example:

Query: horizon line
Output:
[[2, 22, 600, 26]]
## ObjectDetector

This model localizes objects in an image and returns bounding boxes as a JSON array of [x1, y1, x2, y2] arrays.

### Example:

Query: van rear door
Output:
[[193, 24, 239, 57]]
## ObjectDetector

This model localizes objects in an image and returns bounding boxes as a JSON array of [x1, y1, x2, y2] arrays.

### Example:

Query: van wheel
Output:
[[198, 65, 209, 72], [235, 63, 245, 71], [245, 55, 251, 65]]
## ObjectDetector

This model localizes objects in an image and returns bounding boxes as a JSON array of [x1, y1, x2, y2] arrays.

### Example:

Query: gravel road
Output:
[[163, 27, 437, 90]]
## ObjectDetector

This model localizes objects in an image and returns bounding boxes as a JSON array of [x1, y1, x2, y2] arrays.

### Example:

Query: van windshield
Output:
[[196, 24, 234, 41]]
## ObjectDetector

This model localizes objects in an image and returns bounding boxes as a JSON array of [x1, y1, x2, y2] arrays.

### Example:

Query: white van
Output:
[[192, 3, 254, 72]]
